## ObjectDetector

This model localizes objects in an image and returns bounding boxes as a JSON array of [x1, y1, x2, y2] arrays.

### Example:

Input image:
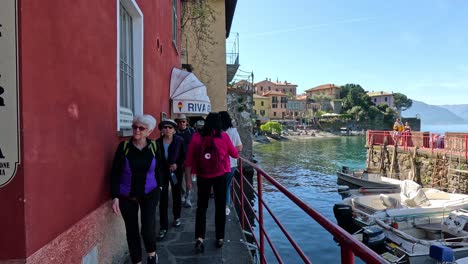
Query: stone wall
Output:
[[366, 144, 468, 193], [226, 89, 253, 161]]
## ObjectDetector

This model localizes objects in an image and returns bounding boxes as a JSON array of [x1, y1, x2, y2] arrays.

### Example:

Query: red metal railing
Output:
[[231, 157, 386, 264], [366, 130, 468, 159]]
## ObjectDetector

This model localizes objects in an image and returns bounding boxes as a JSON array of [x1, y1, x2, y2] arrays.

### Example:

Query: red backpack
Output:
[[197, 136, 224, 176]]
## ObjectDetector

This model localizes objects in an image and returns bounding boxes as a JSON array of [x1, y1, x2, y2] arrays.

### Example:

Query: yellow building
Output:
[[181, 0, 238, 112], [253, 94, 270, 123], [263, 91, 288, 119]]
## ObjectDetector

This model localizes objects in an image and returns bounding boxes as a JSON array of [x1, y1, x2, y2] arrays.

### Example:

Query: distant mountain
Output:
[[439, 104, 468, 122], [402, 100, 468, 125]]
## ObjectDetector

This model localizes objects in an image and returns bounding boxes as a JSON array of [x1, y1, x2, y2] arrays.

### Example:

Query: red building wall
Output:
[[0, 0, 180, 261]]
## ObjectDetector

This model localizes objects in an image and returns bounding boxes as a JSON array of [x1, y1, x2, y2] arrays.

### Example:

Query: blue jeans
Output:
[[226, 167, 236, 206]]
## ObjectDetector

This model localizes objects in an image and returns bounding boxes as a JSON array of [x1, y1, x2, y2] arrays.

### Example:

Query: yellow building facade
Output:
[[181, 0, 237, 112], [253, 94, 270, 122], [263, 91, 288, 119]]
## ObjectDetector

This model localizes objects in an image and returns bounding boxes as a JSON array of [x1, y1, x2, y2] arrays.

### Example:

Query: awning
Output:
[[170, 68, 211, 115]]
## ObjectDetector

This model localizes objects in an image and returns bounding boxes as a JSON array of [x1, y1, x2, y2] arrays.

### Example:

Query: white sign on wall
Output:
[[0, 0, 20, 188], [172, 100, 211, 115]]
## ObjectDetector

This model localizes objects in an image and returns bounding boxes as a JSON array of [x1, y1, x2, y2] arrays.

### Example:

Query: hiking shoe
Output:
[[158, 230, 167, 240], [215, 239, 224, 248], [147, 254, 158, 264], [194, 239, 205, 253], [174, 218, 181, 227], [225, 207, 231, 216]]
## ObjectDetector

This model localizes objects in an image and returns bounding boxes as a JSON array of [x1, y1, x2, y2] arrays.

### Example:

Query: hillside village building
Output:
[[262, 91, 288, 119], [287, 96, 307, 119], [367, 91, 395, 108], [305, 84, 340, 99], [232, 80, 254, 92], [255, 79, 297, 96], [253, 94, 270, 123]]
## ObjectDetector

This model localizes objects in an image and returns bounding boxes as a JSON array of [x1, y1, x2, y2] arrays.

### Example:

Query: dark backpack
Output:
[[197, 136, 223, 175]]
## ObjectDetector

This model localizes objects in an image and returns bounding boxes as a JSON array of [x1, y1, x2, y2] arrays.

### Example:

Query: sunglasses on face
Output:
[[132, 125, 147, 131], [177, 120, 186, 123], [163, 126, 174, 129]]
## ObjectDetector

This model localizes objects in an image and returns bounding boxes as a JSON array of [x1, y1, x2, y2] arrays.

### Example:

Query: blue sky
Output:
[[228, 0, 468, 105]]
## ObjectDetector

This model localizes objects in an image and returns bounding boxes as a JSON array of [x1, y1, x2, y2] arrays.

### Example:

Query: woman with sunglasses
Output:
[[110, 114, 161, 264], [155, 119, 185, 240]]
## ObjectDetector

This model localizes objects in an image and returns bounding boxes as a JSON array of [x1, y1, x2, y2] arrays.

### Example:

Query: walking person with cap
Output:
[[155, 119, 185, 240], [110, 114, 161, 264], [175, 114, 195, 207]]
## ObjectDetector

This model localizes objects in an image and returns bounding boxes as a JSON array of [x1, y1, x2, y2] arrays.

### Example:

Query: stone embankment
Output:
[[366, 144, 468, 193]]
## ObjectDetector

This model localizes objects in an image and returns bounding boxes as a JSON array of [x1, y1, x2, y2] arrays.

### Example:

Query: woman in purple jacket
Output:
[[110, 114, 161, 264]]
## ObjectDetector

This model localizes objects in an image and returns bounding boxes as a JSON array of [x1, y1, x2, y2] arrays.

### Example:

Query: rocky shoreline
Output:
[[253, 131, 339, 144]]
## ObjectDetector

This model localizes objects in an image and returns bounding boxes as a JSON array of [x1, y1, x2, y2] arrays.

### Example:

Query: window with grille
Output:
[[120, 5, 134, 111], [117, 0, 143, 132], [172, 0, 177, 45]]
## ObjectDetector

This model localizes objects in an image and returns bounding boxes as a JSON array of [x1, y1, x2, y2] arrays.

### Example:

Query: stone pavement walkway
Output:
[[121, 190, 254, 264]]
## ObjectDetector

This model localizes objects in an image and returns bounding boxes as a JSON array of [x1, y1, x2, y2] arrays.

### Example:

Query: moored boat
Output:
[[336, 166, 401, 190], [334, 180, 468, 263]]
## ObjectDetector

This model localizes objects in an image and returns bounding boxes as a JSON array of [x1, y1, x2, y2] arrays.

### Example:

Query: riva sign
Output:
[[0, 0, 20, 188], [173, 100, 211, 115]]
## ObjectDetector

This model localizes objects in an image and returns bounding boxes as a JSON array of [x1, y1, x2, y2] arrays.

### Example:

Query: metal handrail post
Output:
[[465, 135, 467, 159], [341, 245, 355, 264], [240, 159, 245, 229], [257, 169, 265, 263]]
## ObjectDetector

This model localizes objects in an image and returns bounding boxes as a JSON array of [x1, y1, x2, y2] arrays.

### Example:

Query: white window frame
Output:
[[172, 0, 178, 48], [117, 0, 144, 132]]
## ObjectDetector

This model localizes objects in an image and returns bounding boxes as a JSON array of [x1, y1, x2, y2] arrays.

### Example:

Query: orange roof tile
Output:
[[262, 91, 287, 96], [367, 91, 393, 97], [305, 84, 339, 92]]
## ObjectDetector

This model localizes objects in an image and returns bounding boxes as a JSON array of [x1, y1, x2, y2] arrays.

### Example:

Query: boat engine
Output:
[[333, 203, 360, 233], [362, 226, 386, 254], [441, 209, 468, 240]]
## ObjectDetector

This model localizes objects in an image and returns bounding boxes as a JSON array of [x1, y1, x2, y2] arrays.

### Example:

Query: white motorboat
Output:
[[334, 180, 468, 263], [370, 210, 468, 264], [336, 166, 401, 190]]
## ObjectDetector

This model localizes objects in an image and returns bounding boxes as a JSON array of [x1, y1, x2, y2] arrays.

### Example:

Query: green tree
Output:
[[381, 105, 398, 127], [367, 105, 380, 120], [339, 83, 363, 99], [260, 121, 283, 134], [393, 92, 413, 112], [348, 106, 366, 121], [341, 84, 372, 112]]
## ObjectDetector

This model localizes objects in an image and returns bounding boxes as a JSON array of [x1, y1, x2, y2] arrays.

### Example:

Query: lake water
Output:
[[253, 136, 367, 263], [421, 123, 468, 134], [252, 124, 468, 263]]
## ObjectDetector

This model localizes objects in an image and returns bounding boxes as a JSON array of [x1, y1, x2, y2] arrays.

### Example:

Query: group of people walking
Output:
[[110, 111, 242, 264]]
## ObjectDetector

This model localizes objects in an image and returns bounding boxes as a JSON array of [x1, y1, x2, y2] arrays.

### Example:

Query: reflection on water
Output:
[[253, 136, 366, 263]]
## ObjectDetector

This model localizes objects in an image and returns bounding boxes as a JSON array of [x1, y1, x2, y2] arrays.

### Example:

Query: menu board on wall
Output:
[[0, 0, 20, 188]]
